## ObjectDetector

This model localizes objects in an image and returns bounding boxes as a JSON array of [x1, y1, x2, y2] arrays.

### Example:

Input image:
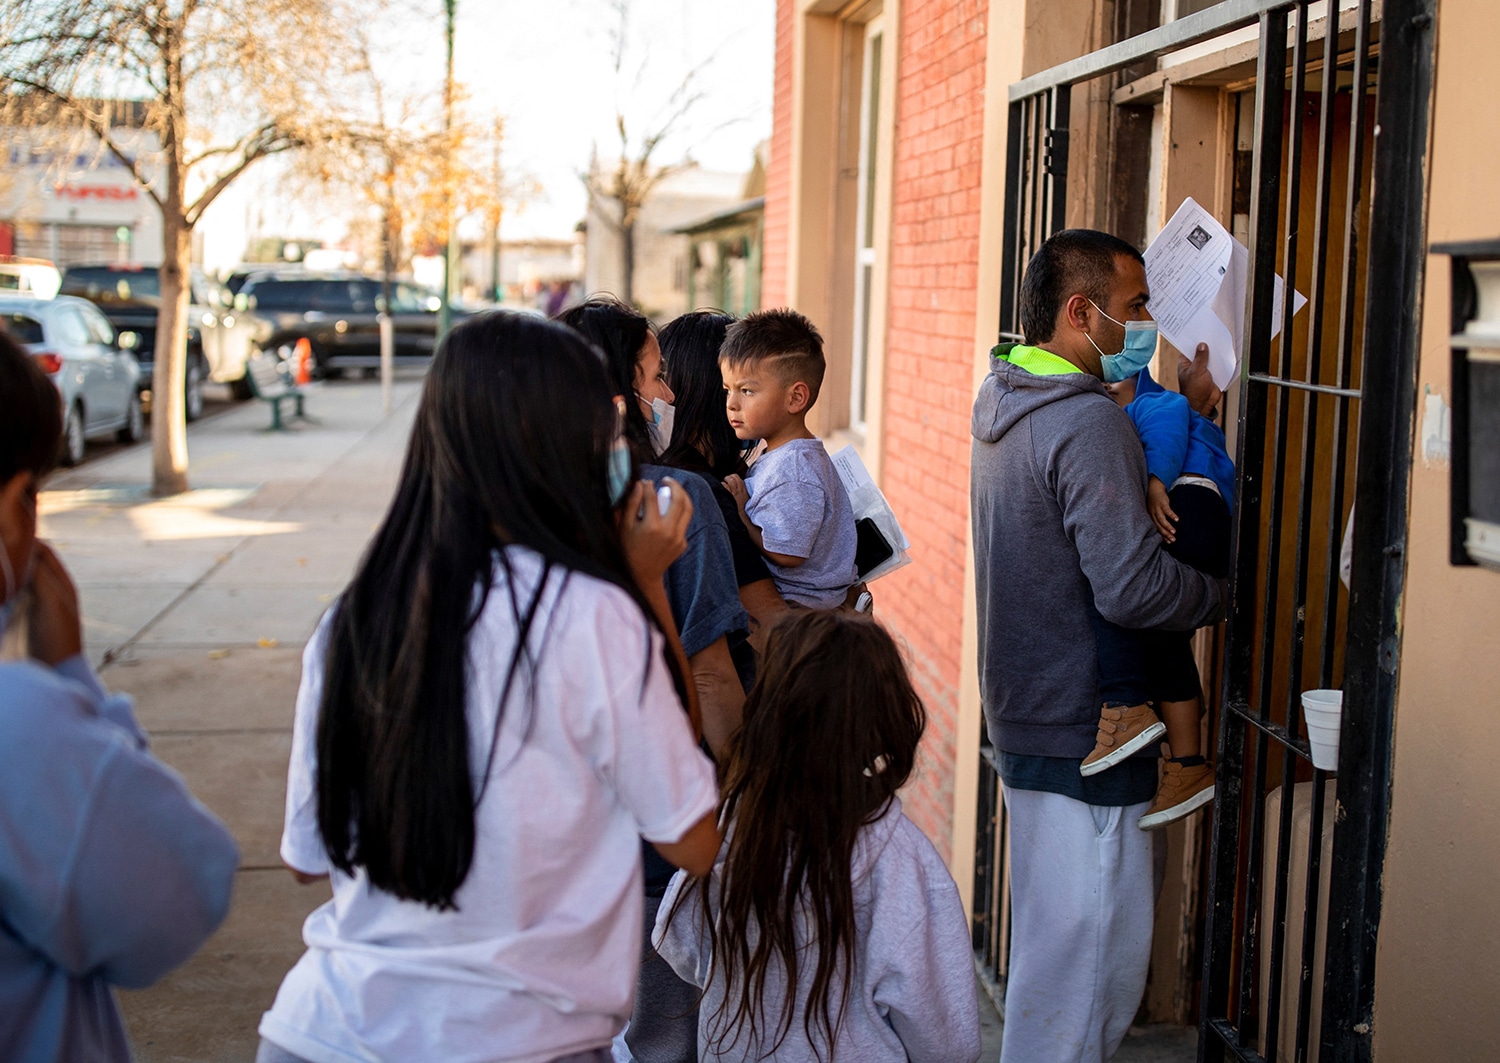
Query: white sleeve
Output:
[[652, 867, 715, 988], [280, 613, 334, 875], [591, 593, 719, 845]]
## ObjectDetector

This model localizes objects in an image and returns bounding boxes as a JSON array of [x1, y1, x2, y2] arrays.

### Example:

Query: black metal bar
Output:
[[1206, 10, 1290, 1054], [1320, 0, 1436, 1058], [1209, 1017, 1275, 1063], [1226, 699, 1316, 758], [1264, 13, 1315, 1056], [997, 100, 1025, 339], [1048, 85, 1072, 234], [1246, 374, 1361, 398], [1008, 0, 1299, 102], [1320, 0, 1374, 682]]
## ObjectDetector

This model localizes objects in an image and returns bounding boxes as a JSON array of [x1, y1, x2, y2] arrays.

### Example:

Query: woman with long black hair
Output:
[[657, 310, 788, 646], [256, 312, 722, 1063]]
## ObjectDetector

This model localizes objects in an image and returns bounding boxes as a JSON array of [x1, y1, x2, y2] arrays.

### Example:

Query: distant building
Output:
[[0, 100, 164, 268], [458, 233, 584, 308], [583, 166, 747, 320]]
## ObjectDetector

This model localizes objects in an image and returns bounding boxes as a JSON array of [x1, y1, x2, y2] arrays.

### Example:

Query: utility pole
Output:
[[489, 113, 504, 302], [437, 0, 457, 339]]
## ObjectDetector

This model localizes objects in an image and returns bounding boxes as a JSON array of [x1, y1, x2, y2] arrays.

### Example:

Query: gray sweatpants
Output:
[[999, 787, 1156, 1063]]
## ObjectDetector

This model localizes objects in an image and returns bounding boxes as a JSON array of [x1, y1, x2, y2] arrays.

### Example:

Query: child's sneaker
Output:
[[1079, 703, 1166, 776], [1138, 760, 1216, 830]]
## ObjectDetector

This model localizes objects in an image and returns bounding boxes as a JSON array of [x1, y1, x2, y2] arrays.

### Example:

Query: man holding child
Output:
[[971, 229, 1225, 1061]]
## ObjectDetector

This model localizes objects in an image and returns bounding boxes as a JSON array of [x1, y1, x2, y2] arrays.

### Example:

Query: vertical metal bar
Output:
[[1028, 97, 1045, 288], [971, 752, 996, 955], [1320, 0, 1374, 682], [1201, 12, 1290, 1055], [1263, 11, 1312, 1058], [1048, 84, 1072, 235], [998, 99, 1026, 338], [1321, 0, 1436, 1059]]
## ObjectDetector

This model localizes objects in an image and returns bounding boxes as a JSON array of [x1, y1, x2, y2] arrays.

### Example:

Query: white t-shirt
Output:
[[259, 548, 720, 1063]]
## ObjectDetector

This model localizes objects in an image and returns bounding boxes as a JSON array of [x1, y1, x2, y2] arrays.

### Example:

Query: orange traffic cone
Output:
[[294, 337, 312, 386]]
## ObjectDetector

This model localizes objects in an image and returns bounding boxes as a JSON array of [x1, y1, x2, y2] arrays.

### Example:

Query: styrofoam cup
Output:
[[1301, 689, 1343, 771]]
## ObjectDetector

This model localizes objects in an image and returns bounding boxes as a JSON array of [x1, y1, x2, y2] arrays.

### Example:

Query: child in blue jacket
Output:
[[1080, 346, 1233, 830]]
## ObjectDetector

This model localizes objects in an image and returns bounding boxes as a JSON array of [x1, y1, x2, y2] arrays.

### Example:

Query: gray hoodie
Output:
[[970, 346, 1223, 759], [653, 798, 981, 1063]]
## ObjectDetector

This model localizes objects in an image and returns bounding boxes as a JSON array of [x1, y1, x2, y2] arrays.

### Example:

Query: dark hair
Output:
[[316, 311, 683, 910], [673, 610, 927, 1060], [0, 326, 62, 483], [557, 295, 655, 462], [657, 309, 742, 479], [719, 308, 826, 405], [1019, 229, 1144, 344]]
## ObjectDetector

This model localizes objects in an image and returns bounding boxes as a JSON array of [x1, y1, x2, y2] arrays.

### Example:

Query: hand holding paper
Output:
[[1144, 197, 1307, 389]]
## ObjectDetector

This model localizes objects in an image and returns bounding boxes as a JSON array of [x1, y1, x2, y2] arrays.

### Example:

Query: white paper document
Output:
[[1144, 197, 1307, 389], [830, 445, 911, 583]]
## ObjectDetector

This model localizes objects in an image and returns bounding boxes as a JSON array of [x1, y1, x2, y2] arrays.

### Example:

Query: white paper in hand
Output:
[[830, 445, 911, 582], [1144, 197, 1307, 389]]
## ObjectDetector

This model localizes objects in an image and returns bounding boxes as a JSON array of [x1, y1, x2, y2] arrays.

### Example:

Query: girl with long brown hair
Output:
[[653, 610, 981, 1062]]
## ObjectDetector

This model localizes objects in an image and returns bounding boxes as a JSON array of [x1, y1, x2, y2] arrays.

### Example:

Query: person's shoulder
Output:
[[0, 660, 128, 762], [644, 465, 727, 529], [776, 438, 839, 483]]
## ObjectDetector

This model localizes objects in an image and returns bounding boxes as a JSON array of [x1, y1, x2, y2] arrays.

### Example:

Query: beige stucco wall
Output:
[[1373, 0, 1500, 1056]]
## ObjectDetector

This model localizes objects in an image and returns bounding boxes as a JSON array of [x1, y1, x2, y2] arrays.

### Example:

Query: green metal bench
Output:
[[245, 354, 305, 430]]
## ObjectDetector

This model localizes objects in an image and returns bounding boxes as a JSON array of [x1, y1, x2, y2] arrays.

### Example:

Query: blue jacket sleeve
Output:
[[1126, 388, 1191, 489], [0, 664, 239, 991]]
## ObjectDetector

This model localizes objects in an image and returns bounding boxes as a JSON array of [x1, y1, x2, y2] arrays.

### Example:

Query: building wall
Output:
[[762, 0, 798, 310], [877, 0, 990, 859], [1373, 0, 1500, 1055]]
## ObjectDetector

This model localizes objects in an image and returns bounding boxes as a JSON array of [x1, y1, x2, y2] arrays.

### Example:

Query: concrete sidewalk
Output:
[[37, 375, 1190, 1061]]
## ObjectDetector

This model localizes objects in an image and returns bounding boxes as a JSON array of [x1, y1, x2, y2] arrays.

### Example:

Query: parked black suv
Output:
[[223, 273, 468, 377], [59, 263, 219, 420]]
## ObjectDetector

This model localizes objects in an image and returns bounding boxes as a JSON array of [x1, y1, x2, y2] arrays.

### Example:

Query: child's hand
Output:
[[722, 474, 749, 512], [1147, 478, 1178, 543], [620, 478, 693, 586]]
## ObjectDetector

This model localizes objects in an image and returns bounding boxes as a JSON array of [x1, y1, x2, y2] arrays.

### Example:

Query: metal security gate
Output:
[[971, 2, 1437, 1057]]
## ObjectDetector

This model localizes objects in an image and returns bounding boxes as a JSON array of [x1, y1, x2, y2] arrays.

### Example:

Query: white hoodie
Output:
[[652, 797, 981, 1063]]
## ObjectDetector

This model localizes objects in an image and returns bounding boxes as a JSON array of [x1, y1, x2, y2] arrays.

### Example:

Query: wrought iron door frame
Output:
[[971, 4, 1437, 1059]]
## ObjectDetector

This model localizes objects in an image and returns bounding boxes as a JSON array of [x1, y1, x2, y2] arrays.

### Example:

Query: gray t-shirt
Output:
[[745, 438, 858, 608]]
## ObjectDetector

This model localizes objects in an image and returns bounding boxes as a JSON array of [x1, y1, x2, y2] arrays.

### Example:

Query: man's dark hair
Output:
[[0, 325, 62, 484], [1019, 229, 1144, 344], [720, 307, 826, 405]]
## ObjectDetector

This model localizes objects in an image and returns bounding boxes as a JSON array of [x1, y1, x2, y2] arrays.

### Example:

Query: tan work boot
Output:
[[1138, 760, 1216, 830], [1079, 703, 1165, 777]]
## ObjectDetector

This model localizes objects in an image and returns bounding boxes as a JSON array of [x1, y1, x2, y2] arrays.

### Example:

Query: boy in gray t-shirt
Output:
[[720, 309, 858, 609]]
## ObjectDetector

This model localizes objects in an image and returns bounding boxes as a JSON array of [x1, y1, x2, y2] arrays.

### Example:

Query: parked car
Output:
[[59, 262, 228, 418], [0, 256, 62, 298], [222, 272, 470, 377], [0, 293, 143, 465]]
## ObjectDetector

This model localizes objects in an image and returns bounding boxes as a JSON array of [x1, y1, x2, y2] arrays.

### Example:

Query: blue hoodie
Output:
[[1125, 369, 1236, 506]]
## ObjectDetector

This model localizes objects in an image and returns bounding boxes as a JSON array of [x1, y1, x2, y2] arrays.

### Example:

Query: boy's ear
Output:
[[785, 380, 811, 414]]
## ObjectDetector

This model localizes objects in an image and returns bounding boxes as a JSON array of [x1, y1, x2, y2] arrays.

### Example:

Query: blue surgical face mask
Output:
[[606, 439, 633, 506], [1085, 300, 1159, 383]]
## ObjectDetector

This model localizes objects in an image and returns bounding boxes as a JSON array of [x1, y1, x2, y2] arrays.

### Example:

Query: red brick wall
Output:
[[761, 0, 796, 309], [877, 0, 988, 862]]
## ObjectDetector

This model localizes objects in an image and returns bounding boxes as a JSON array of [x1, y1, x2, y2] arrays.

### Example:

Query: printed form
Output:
[[1144, 197, 1306, 389]]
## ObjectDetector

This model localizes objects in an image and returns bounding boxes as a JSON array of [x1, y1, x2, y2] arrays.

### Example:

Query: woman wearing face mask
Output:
[[0, 329, 239, 1063], [656, 310, 789, 650], [558, 298, 749, 1063], [257, 312, 721, 1063]]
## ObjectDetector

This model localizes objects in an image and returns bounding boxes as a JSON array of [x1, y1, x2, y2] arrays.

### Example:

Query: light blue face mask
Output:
[[606, 439, 633, 506], [1086, 300, 1159, 383]]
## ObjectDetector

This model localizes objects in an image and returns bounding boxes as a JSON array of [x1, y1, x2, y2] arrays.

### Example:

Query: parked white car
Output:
[[0, 293, 143, 465]]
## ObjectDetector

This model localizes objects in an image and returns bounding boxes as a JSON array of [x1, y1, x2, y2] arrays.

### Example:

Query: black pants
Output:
[[1090, 482, 1230, 708]]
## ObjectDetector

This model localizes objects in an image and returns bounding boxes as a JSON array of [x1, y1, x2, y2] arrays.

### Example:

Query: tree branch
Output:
[[185, 123, 300, 226]]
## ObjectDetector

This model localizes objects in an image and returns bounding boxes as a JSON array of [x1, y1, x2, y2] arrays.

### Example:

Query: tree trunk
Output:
[[622, 219, 635, 307], [151, 218, 192, 496]]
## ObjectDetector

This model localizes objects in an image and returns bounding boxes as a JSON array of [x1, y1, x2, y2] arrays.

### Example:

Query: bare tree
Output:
[[581, 0, 708, 307], [0, 0, 354, 495]]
